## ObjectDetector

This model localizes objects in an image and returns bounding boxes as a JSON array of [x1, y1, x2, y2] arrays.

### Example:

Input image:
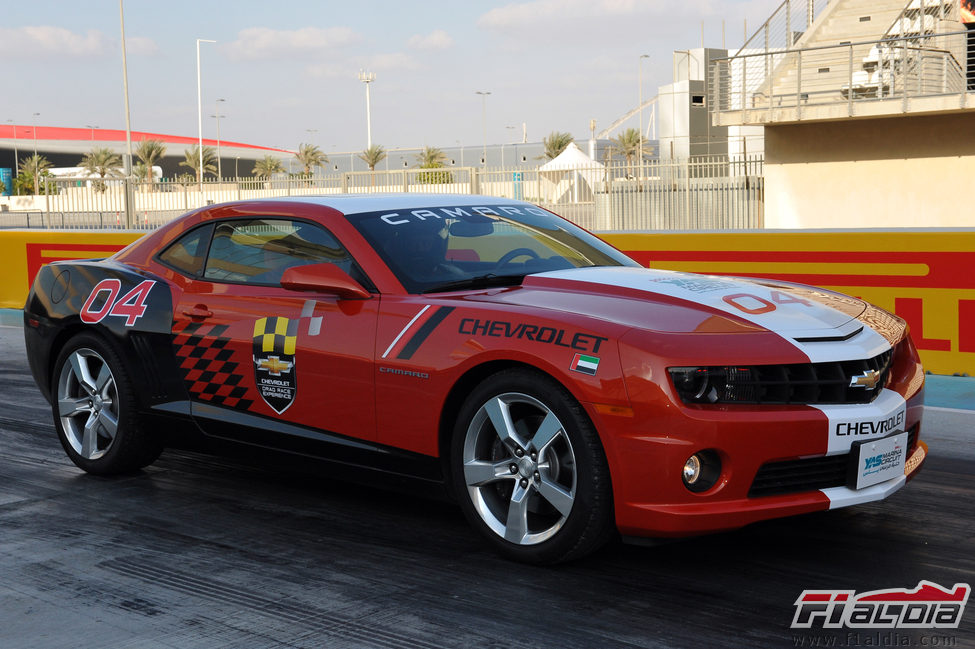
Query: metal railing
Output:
[[711, 30, 969, 120], [0, 157, 764, 232], [736, 0, 829, 56]]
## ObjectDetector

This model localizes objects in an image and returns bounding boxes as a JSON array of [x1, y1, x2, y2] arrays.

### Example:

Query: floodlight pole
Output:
[[213, 98, 226, 180], [638, 54, 650, 181], [31, 112, 40, 195], [476, 91, 491, 167], [119, 1, 136, 226], [5, 120, 18, 176], [358, 70, 375, 149], [197, 38, 216, 197]]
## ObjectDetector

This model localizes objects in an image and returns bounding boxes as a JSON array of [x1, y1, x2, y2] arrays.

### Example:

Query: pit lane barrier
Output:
[[1, 229, 973, 377]]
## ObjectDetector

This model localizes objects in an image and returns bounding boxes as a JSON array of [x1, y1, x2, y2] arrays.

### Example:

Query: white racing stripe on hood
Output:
[[813, 388, 908, 456], [533, 267, 890, 363]]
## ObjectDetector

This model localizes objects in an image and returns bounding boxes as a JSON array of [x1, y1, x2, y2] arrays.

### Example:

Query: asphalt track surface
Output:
[[0, 323, 973, 649]]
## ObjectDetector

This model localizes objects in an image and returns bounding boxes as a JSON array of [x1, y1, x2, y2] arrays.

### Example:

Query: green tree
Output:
[[79, 147, 123, 193], [415, 146, 447, 168], [252, 155, 285, 178], [133, 161, 149, 185], [19, 154, 53, 195], [134, 139, 167, 184], [358, 144, 387, 171], [612, 128, 646, 169], [294, 143, 328, 176], [414, 146, 452, 184], [540, 131, 574, 160], [179, 145, 217, 182]]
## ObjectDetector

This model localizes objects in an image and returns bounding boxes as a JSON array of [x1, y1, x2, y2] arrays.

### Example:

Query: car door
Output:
[[169, 217, 379, 450]]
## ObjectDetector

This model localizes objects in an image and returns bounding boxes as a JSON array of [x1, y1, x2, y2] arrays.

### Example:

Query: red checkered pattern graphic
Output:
[[172, 321, 253, 410]]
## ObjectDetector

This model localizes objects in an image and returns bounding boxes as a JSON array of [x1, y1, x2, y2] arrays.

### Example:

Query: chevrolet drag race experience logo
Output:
[[791, 581, 970, 629], [253, 316, 299, 414]]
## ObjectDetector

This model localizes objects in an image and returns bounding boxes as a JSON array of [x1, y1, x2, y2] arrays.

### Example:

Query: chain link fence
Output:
[[0, 157, 763, 232]]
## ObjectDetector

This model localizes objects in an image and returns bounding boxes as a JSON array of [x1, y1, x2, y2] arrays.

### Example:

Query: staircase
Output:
[[739, 0, 962, 108]]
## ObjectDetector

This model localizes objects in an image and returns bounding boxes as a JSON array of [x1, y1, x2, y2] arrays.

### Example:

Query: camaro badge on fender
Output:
[[253, 316, 299, 414]]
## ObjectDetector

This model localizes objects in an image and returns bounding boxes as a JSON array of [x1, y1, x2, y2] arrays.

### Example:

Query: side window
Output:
[[202, 218, 371, 288], [157, 224, 212, 276]]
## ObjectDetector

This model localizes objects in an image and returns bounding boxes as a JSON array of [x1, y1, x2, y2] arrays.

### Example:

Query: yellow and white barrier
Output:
[[2, 229, 973, 375]]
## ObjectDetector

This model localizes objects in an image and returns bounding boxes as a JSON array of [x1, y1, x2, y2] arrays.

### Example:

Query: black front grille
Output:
[[749, 454, 848, 498], [670, 349, 894, 405], [749, 424, 919, 498]]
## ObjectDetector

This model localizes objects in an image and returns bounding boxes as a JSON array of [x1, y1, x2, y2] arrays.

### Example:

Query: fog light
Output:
[[681, 450, 721, 493], [683, 455, 702, 484]]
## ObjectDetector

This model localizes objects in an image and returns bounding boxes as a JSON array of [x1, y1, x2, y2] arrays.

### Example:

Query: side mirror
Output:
[[280, 263, 371, 300]]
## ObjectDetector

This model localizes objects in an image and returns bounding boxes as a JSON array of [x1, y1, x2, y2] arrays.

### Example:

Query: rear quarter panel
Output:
[[24, 260, 184, 409]]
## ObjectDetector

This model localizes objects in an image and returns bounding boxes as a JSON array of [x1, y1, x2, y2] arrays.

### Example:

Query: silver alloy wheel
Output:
[[56, 347, 120, 461], [462, 392, 577, 545]]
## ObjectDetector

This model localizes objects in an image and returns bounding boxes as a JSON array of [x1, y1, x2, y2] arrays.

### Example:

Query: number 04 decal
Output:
[[722, 290, 813, 315], [80, 278, 156, 326]]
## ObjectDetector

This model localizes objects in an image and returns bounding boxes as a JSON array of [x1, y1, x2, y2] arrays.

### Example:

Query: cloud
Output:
[[0, 26, 111, 57], [365, 52, 420, 72], [306, 62, 347, 78], [225, 26, 362, 61], [407, 29, 454, 51], [478, 0, 722, 29], [306, 52, 419, 78], [126, 36, 159, 56]]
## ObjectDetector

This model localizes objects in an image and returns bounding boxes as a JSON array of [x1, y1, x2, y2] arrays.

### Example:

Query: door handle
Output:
[[182, 305, 213, 319]]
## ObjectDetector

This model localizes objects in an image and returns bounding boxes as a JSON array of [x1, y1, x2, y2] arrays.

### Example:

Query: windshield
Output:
[[346, 203, 639, 293]]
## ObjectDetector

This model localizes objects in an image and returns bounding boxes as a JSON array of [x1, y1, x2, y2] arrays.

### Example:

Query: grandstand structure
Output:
[[710, 0, 975, 228]]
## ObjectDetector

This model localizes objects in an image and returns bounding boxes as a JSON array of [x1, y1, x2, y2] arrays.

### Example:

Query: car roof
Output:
[[253, 193, 534, 216]]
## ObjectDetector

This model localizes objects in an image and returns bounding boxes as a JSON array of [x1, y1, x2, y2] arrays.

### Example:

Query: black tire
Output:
[[449, 368, 614, 564], [51, 332, 163, 475]]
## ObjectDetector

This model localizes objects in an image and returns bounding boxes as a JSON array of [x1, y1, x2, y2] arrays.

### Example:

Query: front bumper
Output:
[[586, 383, 926, 538], [614, 441, 927, 537]]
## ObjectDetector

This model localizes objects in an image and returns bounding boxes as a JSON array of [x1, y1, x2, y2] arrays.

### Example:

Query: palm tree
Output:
[[414, 146, 451, 184], [20, 153, 54, 195], [133, 161, 149, 185], [79, 147, 123, 193], [294, 143, 328, 176], [540, 131, 574, 160], [415, 146, 447, 168], [134, 139, 166, 184], [252, 155, 285, 178], [358, 144, 387, 171], [613, 128, 644, 169], [179, 145, 217, 182]]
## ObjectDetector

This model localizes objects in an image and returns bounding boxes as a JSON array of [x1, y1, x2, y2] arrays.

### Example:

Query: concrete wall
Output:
[[764, 113, 975, 228]]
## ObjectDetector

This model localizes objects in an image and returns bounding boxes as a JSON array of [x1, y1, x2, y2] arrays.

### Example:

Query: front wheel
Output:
[[51, 333, 162, 474], [450, 368, 614, 563]]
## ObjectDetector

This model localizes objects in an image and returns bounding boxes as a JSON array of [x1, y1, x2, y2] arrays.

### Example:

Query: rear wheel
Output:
[[52, 333, 162, 474], [450, 368, 613, 563]]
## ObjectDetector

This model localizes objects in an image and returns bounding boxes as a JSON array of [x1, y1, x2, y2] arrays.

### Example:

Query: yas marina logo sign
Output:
[[791, 581, 970, 630]]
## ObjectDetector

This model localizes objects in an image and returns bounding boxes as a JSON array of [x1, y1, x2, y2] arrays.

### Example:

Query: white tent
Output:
[[538, 142, 604, 203]]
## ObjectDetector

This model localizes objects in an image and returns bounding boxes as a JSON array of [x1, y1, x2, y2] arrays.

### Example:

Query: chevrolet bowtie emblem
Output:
[[258, 355, 293, 376], [849, 369, 880, 389]]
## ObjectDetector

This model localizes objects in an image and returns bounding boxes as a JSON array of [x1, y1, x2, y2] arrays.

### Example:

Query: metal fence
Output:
[[0, 157, 764, 232], [736, 0, 829, 55], [712, 30, 969, 120]]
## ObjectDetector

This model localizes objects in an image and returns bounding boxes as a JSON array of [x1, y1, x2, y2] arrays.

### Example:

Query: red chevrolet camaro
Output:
[[24, 195, 927, 563]]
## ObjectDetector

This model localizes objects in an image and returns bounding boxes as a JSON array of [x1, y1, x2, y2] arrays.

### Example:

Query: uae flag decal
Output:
[[570, 353, 600, 376]]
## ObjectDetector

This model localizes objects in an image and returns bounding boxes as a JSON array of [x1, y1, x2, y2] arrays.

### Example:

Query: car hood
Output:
[[522, 266, 866, 333], [469, 267, 892, 363]]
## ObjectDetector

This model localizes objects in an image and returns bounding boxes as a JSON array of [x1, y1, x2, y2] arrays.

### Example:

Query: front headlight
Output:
[[668, 366, 759, 404]]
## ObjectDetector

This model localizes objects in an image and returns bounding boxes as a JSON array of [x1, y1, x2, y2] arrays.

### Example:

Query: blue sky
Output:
[[3, 0, 774, 153]]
